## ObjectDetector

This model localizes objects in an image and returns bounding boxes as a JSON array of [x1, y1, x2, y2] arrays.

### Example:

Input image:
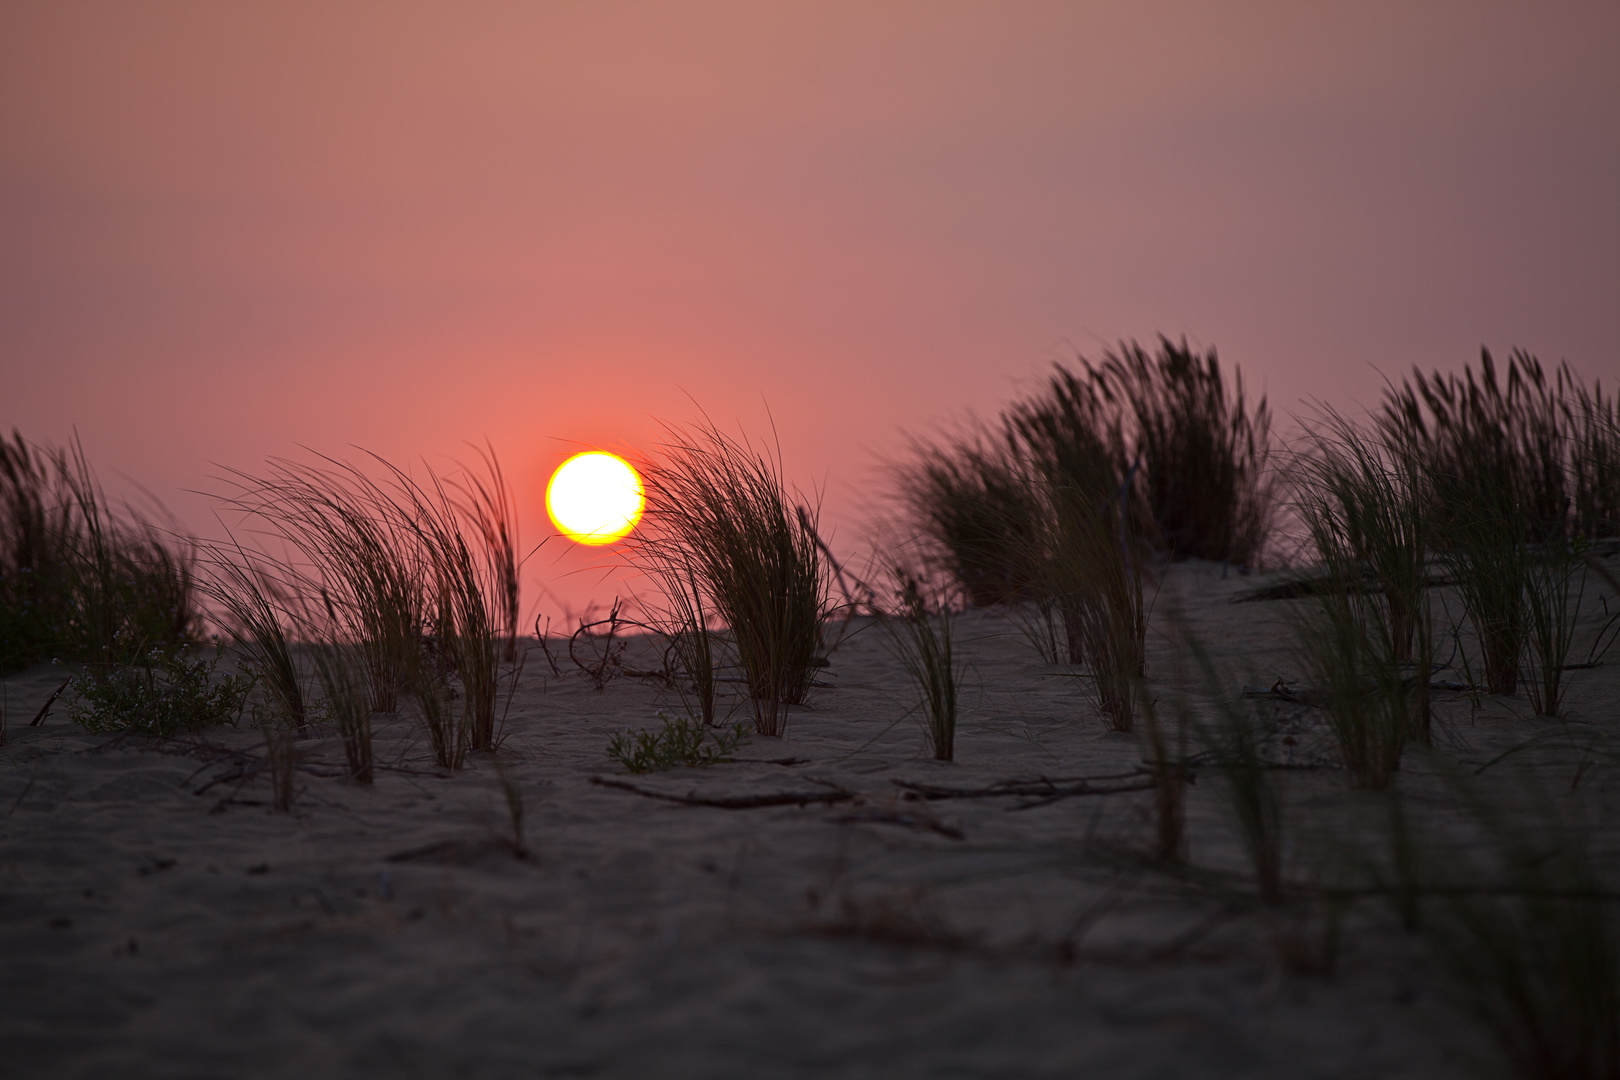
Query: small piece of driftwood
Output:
[[892, 772, 1154, 804], [29, 678, 72, 727], [1241, 680, 1318, 705], [588, 774, 857, 808], [1244, 678, 1484, 702], [1232, 573, 1455, 603]]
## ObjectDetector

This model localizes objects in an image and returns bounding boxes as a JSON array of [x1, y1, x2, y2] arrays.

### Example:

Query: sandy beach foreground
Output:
[[3, 561, 1615, 1079]]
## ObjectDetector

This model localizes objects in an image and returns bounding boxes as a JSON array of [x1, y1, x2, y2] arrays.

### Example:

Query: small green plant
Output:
[[606, 712, 749, 774], [69, 644, 252, 736]]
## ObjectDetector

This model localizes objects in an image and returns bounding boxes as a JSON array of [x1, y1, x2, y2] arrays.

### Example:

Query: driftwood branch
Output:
[[29, 678, 71, 727], [588, 774, 857, 809], [893, 772, 1155, 807]]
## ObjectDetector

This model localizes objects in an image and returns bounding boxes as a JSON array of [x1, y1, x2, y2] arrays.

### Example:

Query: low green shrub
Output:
[[607, 712, 748, 774], [69, 645, 252, 736]]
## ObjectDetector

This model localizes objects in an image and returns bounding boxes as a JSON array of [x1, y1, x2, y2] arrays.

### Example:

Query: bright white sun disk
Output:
[[546, 452, 644, 545]]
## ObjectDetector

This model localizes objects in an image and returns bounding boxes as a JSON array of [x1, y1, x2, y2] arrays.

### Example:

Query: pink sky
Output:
[[3, 2, 1618, 619]]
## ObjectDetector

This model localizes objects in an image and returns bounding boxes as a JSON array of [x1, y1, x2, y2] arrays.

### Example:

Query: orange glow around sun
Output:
[[546, 452, 644, 545]]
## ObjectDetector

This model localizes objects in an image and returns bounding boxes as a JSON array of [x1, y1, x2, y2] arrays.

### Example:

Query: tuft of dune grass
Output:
[[210, 448, 520, 769], [641, 419, 834, 737], [1, 430, 198, 671]]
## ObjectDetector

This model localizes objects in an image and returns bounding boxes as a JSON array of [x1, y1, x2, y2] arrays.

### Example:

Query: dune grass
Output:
[[1, 431, 198, 671], [1085, 337, 1276, 565], [261, 717, 296, 812], [641, 420, 833, 737], [1138, 655, 1190, 864], [1378, 350, 1617, 702], [449, 441, 524, 664], [897, 431, 1043, 608], [1568, 378, 1620, 539], [213, 448, 519, 769], [1008, 384, 1147, 730], [633, 541, 723, 727], [1288, 413, 1432, 782], [1522, 542, 1587, 718], [225, 458, 429, 714], [311, 641, 373, 783], [1431, 470, 1531, 698], [898, 337, 1272, 623], [894, 338, 1273, 730], [197, 537, 309, 733], [1382, 349, 1603, 544], [878, 569, 964, 761]]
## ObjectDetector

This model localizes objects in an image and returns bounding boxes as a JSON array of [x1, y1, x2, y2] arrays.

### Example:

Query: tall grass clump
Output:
[[1008, 375, 1148, 731], [642, 421, 833, 737], [311, 642, 373, 783], [638, 551, 722, 727], [1288, 412, 1432, 782], [1381, 349, 1616, 703], [1086, 337, 1276, 565], [1567, 378, 1620, 540], [215, 448, 519, 769], [1522, 540, 1587, 718], [197, 538, 309, 733], [896, 432, 1043, 607], [880, 570, 964, 761], [241, 462, 428, 714], [451, 441, 523, 664], [392, 459, 505, 754], [1383, 349, 1617, 543], [896, 336, 1274, 616], [1, 431, 198, 670]]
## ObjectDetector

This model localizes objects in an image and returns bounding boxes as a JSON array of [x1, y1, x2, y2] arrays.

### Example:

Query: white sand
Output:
[[3, 561, 1616, 1078]]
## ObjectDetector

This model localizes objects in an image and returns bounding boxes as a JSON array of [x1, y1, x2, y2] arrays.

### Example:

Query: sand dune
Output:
[[3, 561, 1615, 1078]]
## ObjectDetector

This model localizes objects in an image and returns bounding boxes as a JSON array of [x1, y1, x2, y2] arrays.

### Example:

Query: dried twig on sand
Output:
[[587, 774, 856, 808], [892, 772, 1153, 805]]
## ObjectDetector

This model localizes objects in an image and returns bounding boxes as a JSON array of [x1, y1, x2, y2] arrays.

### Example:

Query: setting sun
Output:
[[546, 452, 644, 545]]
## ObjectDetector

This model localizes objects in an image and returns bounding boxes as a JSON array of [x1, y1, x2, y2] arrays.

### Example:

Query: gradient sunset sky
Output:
[[3, 2, 1617, 615]]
